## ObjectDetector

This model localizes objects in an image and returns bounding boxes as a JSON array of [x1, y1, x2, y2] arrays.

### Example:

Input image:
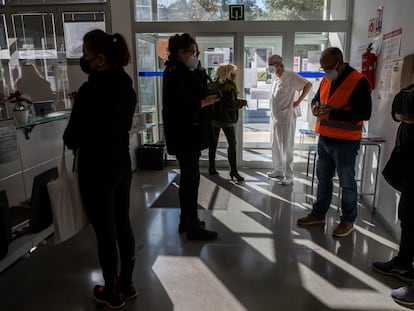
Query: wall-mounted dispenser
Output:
[[390, 54, 414, 94]]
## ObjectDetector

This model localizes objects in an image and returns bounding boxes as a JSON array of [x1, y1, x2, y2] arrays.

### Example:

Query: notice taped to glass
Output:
[[0, 127, 18, 164]]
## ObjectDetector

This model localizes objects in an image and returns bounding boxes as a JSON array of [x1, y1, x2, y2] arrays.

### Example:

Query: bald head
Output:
[[320, 47, 344, 74], [320, 47, 343, 66]]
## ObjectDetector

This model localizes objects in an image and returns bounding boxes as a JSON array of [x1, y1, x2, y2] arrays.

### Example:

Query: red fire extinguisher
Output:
[[361, 43, 377, 91]]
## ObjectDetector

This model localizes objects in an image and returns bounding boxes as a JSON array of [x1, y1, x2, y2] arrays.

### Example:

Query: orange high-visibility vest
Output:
[[315, 71, 364, 141]]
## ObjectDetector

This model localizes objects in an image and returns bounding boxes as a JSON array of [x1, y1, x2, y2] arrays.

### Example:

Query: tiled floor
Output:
[[0, 162, 410, 311]]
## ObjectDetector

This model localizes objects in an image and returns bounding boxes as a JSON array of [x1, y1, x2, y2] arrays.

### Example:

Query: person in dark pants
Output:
[[296, 47, 372, 238], [63, 29, 137, 309], [208, 63, 247, 182], [162, 33, 220, 241], [372, 84, 414, 306]]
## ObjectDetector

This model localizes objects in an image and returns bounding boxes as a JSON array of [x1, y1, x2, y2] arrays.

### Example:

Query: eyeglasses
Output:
[[268, 62, 277, 66], [320, 63, 338, 72]]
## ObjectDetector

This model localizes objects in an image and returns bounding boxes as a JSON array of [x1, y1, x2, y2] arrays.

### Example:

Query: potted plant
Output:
[[7, 91, 32, 125], [66, 90, 77, 109]]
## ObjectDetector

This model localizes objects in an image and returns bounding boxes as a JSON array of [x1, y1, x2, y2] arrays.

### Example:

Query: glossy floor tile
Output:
[[0, 163, 410, 311]]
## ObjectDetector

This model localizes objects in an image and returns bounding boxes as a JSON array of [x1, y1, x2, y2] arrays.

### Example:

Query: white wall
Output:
[[110, 1, 135, 86], [350, 0, 414, 238]]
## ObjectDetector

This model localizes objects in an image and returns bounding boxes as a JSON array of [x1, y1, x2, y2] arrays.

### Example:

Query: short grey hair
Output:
[[268, 54, 283, 65]]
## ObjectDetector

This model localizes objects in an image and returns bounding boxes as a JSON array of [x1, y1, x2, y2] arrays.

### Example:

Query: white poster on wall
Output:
[[377, 28, 402, 100], [63, 21, 106, 58], [307, 51, 321, 71], [204, 52, 225, 68]]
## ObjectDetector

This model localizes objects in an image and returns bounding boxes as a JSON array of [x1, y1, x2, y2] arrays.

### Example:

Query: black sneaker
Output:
[[120, 285, 137, 300], [178, 220, 206, 233], [187, 226, 218, 241], [93, 285, 125, 309], [372, 260, 414, 282]]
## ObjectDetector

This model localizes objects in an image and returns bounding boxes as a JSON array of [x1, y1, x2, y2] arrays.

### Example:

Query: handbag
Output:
[[382, 146, 414, 193], [47, 146, 88, 244]]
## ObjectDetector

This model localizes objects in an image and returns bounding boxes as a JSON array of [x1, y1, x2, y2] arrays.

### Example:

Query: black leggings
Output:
[[176, 151, 201, 225], [396, 192, 414, 268], [79, 167, 135, 288], [209, 125, 237, 172]]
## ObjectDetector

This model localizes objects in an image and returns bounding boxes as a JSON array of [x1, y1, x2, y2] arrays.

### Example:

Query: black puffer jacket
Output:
[[392, 84, 414, 152], [162, 60, 211, 155], [63, 68, 137, 175]]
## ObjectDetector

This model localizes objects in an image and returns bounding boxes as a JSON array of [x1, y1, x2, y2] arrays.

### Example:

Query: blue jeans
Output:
[[311, 136, 360, 223]]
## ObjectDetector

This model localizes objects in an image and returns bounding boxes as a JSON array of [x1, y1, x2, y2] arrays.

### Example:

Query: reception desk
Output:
[[0, 114, 70, 272]]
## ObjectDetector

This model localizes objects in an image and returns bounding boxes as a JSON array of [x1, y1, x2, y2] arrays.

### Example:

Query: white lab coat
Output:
[[270, 70, 309, 178]]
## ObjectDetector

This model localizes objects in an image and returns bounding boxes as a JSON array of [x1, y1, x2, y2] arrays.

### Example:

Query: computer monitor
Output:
[[33, 101, 55, 116], [29, 167, 58, 233], [0, 190, 11, 259]]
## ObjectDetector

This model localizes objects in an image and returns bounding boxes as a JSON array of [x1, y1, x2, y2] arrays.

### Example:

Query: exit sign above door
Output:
[[229, 5, 244, 20]]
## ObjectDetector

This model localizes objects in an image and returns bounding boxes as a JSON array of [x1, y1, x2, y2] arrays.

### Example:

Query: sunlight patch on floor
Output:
[[152, 256, 247, 311], [298, 263, 405, 310], [294, 238, 406, 310]]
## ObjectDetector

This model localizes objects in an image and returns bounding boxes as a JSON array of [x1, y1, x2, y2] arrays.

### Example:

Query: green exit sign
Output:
[[229, 5, 244, 20]]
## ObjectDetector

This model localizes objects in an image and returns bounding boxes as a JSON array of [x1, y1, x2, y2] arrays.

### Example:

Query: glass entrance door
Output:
[[242, 35, 283, 165], [135, 33, 285, 168], [195, 35, 235, 165]]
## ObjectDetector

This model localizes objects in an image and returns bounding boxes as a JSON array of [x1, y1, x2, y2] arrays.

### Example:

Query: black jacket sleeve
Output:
[[330, 77, 372, 121]]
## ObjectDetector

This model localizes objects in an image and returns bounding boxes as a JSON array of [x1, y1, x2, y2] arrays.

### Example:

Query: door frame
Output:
[[193, 32, 288, 168]]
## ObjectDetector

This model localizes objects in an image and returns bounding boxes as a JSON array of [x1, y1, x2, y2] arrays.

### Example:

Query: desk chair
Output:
[[299, 128, 317, 155]]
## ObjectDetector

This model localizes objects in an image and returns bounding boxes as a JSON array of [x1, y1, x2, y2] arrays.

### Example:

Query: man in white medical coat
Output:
[[267, 55, 312, 185]]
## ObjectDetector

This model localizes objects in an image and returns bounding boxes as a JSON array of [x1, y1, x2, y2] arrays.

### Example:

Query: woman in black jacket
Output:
[[162, 33, 220, 241], [63, 29, 137, 309], [372, 84, 414, 306]]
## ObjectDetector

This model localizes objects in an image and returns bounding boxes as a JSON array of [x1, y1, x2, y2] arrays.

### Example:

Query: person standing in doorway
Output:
[[267, 54, 312, 185], [162, 33, 220, 240], [63, 29, 137, 309], [296, 47, 372, 237], [208, 63, 247, 182]]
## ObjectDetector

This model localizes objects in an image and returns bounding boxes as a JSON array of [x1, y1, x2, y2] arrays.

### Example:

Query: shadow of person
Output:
[[15, 63, 55, 102], [267, 180, 323, 310]]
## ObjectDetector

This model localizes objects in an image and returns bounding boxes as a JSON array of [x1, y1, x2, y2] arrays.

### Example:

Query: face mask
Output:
[[185, 55, 199, 70], [268, 65, 277, 74], [80, 56, 92, 74], [324, 69, 338, 82]]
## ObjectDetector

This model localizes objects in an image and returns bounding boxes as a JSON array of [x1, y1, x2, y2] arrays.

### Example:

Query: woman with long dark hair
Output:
[[63, 29, 137, 309], [162, 33, 220, 240]]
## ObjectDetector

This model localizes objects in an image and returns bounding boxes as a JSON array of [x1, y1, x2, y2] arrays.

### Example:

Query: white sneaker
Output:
[[267, 172, 284, 179], [281, 178, 293, 185]]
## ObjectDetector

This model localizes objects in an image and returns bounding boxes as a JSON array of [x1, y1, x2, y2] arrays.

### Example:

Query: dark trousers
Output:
[[395, 192, 414, 268], [209, 125, 237, 173], [79, 167, 135, 289], [311, 137, 360, 223], [176, 151, 201, 225]]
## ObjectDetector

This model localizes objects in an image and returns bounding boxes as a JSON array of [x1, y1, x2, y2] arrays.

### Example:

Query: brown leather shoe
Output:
[[333, 221, 354, 237], [297, 214, 325, 226]]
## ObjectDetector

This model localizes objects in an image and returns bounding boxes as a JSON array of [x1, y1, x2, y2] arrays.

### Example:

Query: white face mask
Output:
[[268, 65, 277, 74], [324, 69, 338, 82], [185, 55, 199, 70]]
